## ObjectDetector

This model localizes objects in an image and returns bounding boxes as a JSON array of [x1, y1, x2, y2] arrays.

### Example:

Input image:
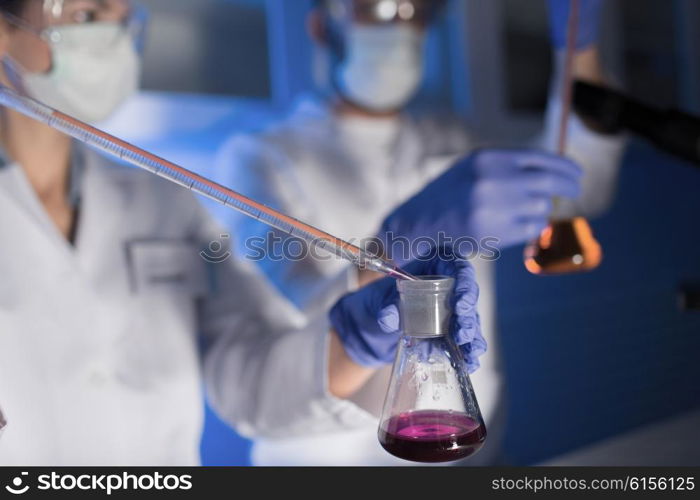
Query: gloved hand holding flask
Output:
[[331, 248, 488, 463], [330, 247, 485, 372]]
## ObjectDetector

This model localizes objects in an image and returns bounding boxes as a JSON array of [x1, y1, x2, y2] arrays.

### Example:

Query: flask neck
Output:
[[397, 276, 454, 338]]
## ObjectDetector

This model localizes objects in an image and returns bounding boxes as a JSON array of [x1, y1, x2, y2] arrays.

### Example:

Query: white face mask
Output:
[[16, 23, 140, 123], [336, 24, 425, 112]]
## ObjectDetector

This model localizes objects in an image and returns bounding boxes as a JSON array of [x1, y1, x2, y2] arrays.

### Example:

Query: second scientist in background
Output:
[[216, 0, 625, 465]]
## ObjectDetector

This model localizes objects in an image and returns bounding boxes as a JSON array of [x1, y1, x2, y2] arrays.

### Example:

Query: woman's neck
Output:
[[1, 108, 72, 204], [332, 95, 402, 120]]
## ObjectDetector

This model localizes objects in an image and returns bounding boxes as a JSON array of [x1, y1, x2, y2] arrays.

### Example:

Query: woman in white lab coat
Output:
[[0, 0, 489, 465]]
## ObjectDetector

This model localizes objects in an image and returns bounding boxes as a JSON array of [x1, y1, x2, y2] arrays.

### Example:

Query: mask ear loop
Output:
[[1, 57, 31, 96]]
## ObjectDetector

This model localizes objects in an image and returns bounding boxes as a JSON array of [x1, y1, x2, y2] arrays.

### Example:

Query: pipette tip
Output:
[[372, 261, 418, 281]]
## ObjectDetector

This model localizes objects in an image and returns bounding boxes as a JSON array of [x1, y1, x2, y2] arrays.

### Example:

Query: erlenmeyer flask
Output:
[[378, 277, 486, 463], [524, 216, 603, 275]]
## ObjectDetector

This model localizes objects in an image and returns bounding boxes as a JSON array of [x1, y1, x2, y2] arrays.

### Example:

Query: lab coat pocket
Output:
[[118, 239, 205, 393], [126, 239, 210, 298]]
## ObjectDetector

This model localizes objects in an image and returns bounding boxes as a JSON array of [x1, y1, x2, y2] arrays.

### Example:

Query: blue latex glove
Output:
[[329, 249, 485, 373], [548, 0, 603, 50], [378, 149, 582, 265]]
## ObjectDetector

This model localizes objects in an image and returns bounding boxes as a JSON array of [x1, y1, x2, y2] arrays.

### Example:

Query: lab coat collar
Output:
[[291, 93, 422, 156], [0, 155, 71, 251], [71, 148, 129, 271], [291, 92, 417, 130], [0, 142, 86, 208], [0, 144, 126, 268]]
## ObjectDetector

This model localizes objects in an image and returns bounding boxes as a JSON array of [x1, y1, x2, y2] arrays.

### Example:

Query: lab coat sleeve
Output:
[[539, 54, 628, 219], [188, 197, 376, 438], [215, 133, 357, 315]]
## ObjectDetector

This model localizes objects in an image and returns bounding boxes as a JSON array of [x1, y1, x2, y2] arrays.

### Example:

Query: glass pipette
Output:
[[0, 85, 416, 281]]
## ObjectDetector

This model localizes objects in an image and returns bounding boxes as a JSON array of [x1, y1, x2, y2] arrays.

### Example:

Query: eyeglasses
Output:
[[1, 0, 148, 48], [324, 0, 446, 27], [44, 0, 131, 26]]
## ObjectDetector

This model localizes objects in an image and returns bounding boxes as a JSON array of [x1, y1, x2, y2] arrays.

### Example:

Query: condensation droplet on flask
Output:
[[432, 392, 440, 401], [428, 357, 436, 364], [420, 372, 429, 382]]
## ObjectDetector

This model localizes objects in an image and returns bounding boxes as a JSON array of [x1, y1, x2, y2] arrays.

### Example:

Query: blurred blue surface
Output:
[[200, 404, 252, 466]]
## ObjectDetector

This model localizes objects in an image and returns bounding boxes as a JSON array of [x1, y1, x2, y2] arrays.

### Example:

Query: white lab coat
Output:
[[0, 146, 374, 465], [216, 87, 625, 465]]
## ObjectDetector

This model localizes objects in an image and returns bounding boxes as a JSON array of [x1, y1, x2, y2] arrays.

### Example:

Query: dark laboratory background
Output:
[[106, 0, 700, 465]]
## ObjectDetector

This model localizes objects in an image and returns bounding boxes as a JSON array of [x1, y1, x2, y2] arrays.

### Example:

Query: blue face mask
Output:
[[334, 24, 425, 112]]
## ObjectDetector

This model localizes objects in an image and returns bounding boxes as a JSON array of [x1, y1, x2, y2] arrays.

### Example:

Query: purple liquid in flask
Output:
[[379, 410, 486, 463]]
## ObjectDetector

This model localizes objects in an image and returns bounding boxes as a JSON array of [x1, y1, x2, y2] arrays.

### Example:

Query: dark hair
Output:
[[0, 0, 27, 16]]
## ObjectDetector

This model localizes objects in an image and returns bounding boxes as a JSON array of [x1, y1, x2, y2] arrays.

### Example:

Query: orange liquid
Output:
[[524, 217, 603, 275]]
